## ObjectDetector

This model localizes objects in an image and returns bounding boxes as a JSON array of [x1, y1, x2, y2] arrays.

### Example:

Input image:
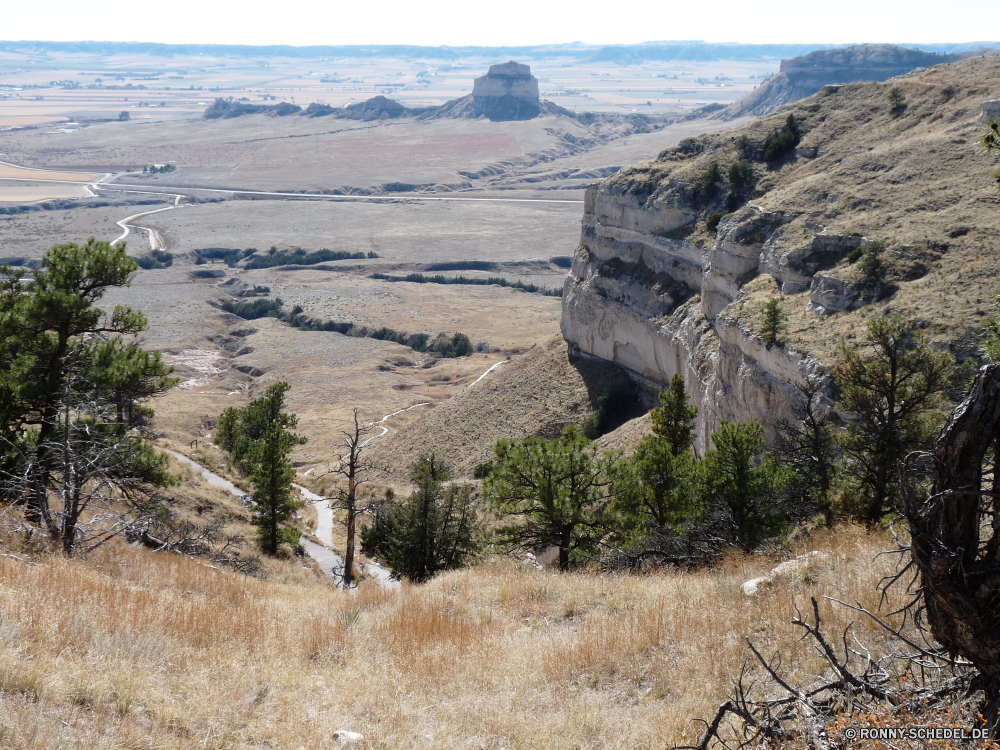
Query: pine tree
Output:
[[775, 375, 838, 523], [217, 382, 307, 555], [486, 427, 615, 570], [361, 454, 479, 582], [835, 312, 954, 521], [887, 86, 907, 113], [612, 431, 700, 543], [0, 239, 176, 552], [760, 296, 787, 349], [702, 421, 789, 548], [650, 373, 698, 456]]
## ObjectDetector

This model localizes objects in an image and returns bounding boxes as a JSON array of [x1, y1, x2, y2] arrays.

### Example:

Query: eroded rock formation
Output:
[[472, 61, 541, 121], [717, 44, 979, 120], [561, 187, 837, 452]]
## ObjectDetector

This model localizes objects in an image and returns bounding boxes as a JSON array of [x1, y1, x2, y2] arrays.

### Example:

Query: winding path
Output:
[[356, 360, 507, 449], [111, 193, 183, 250], [166, 450, 398, 589]]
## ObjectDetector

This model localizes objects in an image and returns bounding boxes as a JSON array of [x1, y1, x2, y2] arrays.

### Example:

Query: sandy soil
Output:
[[0, 164, 94, 181], [0, 184, 92, 202]]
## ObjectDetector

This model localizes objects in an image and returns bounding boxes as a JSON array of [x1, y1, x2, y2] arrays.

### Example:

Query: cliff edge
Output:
[[562, 55, 1000, 450], [717, 44, 994, 120]]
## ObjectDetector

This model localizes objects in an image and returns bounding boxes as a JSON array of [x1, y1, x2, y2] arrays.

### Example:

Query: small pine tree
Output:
[[760, 296, 787, 349], [702, 421, 789, 548], [216, 382, 307, 555], [887, 86, 907, 113], [728, 159, 755, 189], [361, 455, 480, 582], [650, 373, 698, 457], [700, 161, 723, 203]]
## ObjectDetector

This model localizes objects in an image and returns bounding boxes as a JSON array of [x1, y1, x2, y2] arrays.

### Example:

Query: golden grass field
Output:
[[0, 523, 966, 750]]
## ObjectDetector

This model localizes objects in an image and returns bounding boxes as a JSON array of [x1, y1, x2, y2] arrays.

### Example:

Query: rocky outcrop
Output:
[[204, 98, 301, 119], [305, 96, 413, 121], [982, 99, 1000, 123], [717, 44, 965, 120], [471, 61, 540, 121], [561, 187, 834, 451]]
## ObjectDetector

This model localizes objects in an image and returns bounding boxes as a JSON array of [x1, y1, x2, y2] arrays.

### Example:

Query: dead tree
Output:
[[901, 363, 1000, 726], [689, 597, 973, 750], [320, 409, 382, 588]]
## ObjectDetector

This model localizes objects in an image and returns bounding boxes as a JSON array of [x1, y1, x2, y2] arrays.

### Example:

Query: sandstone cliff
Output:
[[717, 44, 994, 120], [562, 55, 1000, 450]]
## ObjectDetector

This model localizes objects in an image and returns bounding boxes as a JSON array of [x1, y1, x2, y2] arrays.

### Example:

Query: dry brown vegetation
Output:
[[371, 337, 638, 483], [0, 523, 954, 750]]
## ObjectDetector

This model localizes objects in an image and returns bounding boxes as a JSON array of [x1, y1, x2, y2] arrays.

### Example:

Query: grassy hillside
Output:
[[370, 337, 639, 483], [610, 54, 1000, 364], [0, 524, 954, 749]]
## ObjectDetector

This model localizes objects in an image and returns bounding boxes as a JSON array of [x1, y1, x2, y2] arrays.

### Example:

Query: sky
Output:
[[2, 0, 998, 47]]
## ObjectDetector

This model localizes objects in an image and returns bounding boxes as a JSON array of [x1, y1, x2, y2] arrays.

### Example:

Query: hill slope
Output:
[[369, 337, 637, 483]]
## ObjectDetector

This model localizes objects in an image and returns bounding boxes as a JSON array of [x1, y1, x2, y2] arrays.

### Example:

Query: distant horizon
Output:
[[0, 38, 995, 57], [3, 0, 998, 49]]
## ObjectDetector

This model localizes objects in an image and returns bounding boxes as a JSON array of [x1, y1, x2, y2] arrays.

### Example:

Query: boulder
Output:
[[982, 99, 1000, 123], [332, 730, 365, 746], [741, 551, 830, 596], [807, 272, 863, 314]]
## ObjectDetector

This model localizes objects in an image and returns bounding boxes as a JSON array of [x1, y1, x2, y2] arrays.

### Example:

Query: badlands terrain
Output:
[[0, 44, 765, 472], [3, 39, 1000, 749]]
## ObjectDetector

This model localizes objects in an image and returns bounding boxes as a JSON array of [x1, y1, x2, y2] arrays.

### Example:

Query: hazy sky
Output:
[[3, 0, 997, 47]]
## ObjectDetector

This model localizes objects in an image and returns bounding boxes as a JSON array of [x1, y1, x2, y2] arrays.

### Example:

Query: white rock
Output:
[[561, 186, 833, 453], [742, 551, 830, 596], [333, 730, 365, 746], [981, 99, 1000, 124]]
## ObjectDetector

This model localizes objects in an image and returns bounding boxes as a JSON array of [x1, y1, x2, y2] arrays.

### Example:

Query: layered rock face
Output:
[[718, 44, 963, 120], [472, 61, 541, 121], [561, 188, 837, 451]]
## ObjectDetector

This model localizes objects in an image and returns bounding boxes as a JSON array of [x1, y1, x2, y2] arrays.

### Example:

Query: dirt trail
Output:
[[112, 193, 183, 250], [167, 450, 398, 589]]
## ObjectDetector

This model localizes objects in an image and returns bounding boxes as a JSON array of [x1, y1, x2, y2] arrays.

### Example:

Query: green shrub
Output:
[[887, 86, 907, 113], [217, 297, 283, 320], [734, 134, 751, 160], [700, 161, 723, 202], [847, 246, 865, 264], [244, 248, 367, 269], [856, 240, 887, 287], [763, 114, 801, 163], [372, 272, 562, 297], [706, 211, 729, 233], [430, 332, 474, 358], [728, 159, 755, 189], [132, 250, 173, 270], [361, 455, 481, 582]]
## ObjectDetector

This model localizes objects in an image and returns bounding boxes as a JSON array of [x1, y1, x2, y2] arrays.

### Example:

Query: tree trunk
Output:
[[344, 501, 356, 588], [559, 525, 572, 571], [902, 364, 1000, 727]]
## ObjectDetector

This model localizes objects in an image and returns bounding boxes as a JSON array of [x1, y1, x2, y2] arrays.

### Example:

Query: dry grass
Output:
[[371, 336, 637, 484], [0, 523, 948, 749]]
